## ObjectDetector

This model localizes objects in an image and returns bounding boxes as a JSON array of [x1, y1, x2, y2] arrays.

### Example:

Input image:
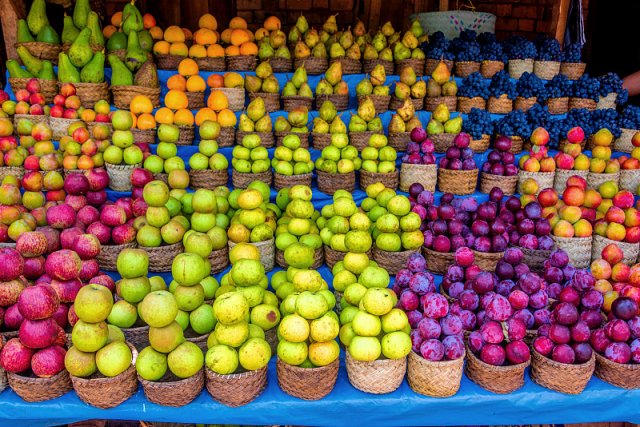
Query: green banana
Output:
[[73, 0, 91, 29], [62, 15, 80, 45], [6, 60, 34, 78], [57, 52, 81, 83], [87, 12, 105, 48], [38, 61, 56, 80], [36, 25, 61, 44], [122, 0, 143, 35], [16, 45, 43, 76], [17, 20, 35, 43], [81, 50, 105, 83], [68, 28, 93, 68], [108, 54, 134, 86], [27, 0, 48, 37]]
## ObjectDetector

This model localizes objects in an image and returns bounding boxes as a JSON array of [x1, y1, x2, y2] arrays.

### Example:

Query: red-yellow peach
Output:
[[613, 190, 635, 209], [605, 159, 620, 173], [563, 186, 585, 207], [595, 279, 613, 294], [520, 178, 539, 195], [592, 128, 614, 147], [538, 188, 559, 207], [566, 175, 587, 190], [567, 127, 586, 143], [606, 222, 627, 241], [632, 131, 640, 147], [555, 152, 575, 169], [603, 291, 619, 312], [539, 157, 556, 172], [612, 262, 631, 282], [580, 207, 596, 222], [591, 259, 612, 280], [530, 127, 550, 146], [522, 157, 541, 172], [559, 206, 582, 224], [590, 158, 607, 173], [625, 226, 640, 243], [574, 218, 593, 237], [553, 219, 575, 237], [583, 189, 602, 209], [605, 206, 626, 224]]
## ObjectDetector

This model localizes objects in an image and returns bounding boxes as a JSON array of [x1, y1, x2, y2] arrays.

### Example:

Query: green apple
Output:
[[139, 290, 179, 328], [149, 321, 185, 353], [189, 153, 209, 170], [143, 180, 170, 207], [123, 146, 143, 165], [209, 153, 228, 170], [167, 341, 204, 378], [96, 341, 133, 377], [199, 139, 218, 157], [137, 224, 162, 247], [119, 276, 151, 303], [157, 124, 180, 143], [164, 156, 185, 173], [205, 344, 238, 374], [117, 248, 149, 278], [103, 146, 123, 164], [199, 120, 221, 140], [107, 300, 138, 328], [64, 346, 97, 377], [112, 130, 134, 148], [136, 346, 168, 380], [72, 320, 109, 352], [174, 284, 205, 311], [144, 155, 165, 173], [189, 304, 216, 334]]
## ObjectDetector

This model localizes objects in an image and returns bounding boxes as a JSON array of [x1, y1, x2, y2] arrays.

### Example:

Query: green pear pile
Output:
[[395, 66, 426, 101], [272, 135, 314, 176], [427, 103, 463, 137], [349, 97, 383, 133], [392, 19, 427, 62], [315, 138, 360, 175], [12, 6, 58, 81], [188, 121, 229, 172], [362, 25, 394, 63], [388, 99, 422, 134], [316, 62, 349, 96], [226, 183, 278, 245], [238, 98, 273, 133], [274, 185, 322, 263], [360, 135, 397, 174], [312, 101, 346, 135], [244, 62, 280, 94], [290, 15, 330, 61], [355, 64, 390, 97], [282, 66, 314, 99], [274, 107, 309, 134], [328, 26, 361, 62], [427, 60, 458, 98], [257, 27, 291, 62], [232, 134, 271, 174]]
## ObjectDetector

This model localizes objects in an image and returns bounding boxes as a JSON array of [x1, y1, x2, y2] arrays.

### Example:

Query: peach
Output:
[[538, 188, 559, 207], [547, 213, 560, 229], [72, 127, 90, 144], [574, 154, 590, 170], [60, 84, 76, 97], [592, 259, 613, 280], [14, 102, 29, 115], [592, 128, 614, 147], [539, 157, 556, 172], [65, 96, 81, 110], [595, 279, 613, 294], [542, 206, 558, 219], [603, 291, 619, 312], [567, 126, 585, 144], [583, 189, 602, 209], [625, 226, 640, 243], [630, 265, 640, 286], [599, 181, 619, 199], [625, 208, 640, 227], [81, 140, 98, 157], [530, 127, 550, 146], [559, 205, 582, 224], [46, 190, 66, 202], [566, 175, 587, 190], [24, 155, 40, 170], [29, 104, 44, 115], [553, 219, 575, 237], [519, 154, 530, 169], [531, 145, 548, 160], [21, 171, 43, 192], [590, 158, 607, 173], [622, 286, 640, 304], [594, 219, 608, 236], [29, 93, 45, 106], [612, 262, 631, 282], [555, 152, 574, 169], [580, 207, 596, 222], [15, 89, 30, 102], [563, 143, 582, 158], [563, 186, 585, 207], [520, 178, 539, 196], [613, 191, 635, 210], [623, 158, 640, 169], [574, 218, 593, 237], [632, 131, 640, 148], [605, 159, 620, 173], [522, 157, 540, 172], [53, 94, 66, 107], [605, 206, 626, 224], [32, 123, 52, 142], [606, 223, 627, 241], [49, 105, 64, 118]]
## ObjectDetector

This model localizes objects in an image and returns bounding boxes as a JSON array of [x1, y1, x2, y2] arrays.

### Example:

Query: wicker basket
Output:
[[155, 54, 184, 70], [13, 114, 48, 128], [176, 126, 195, 146], [530, 349, 594, 394], [218, 126, 235, 147], [597, 93, 617, 110], [294, 57, 328, 75], [454, 61, 480, 78], [15, 41, 61, 62], [97, 242, 137, 271], [212, 88, 245, 111], [533, 60, 561, 80], [185, 91, 205, 109], [121, 324, 150, 350], [0, 167, 25, 181], [422, 247, 455, 274], [311, 133, 332, 150], [514, 96, 537, 112], [547, 97, 569, 114], [49, 117, 81, 140], [111, 85, 161, 110], [457, 96, 486, 114], [315, 94, 349, 111], [464, 345, 529, 394], [276, 358, 339, 400], [552, 235, 592, 269], [508, 59, 534, 79], [399, 163, 437, 192], [424, 96, 457, 112], [10, 77, 57, 103], [131, 128, 156, 144], [595, 352, 640, 389], [470, 134, 491, 152], [139, 369, 204, 407], [208, 245, 229, 274], [248, 92, 280, 112], [195, 57, 226, 72], [358, 94, 390, 113], [521, 247, 553, 273], [363, 59, 394, 75], [388, 132, 411, 152], [317, 170, 355, 194], [569, 97, 597, 111], [438, 168, 478, 195], [276, 246, 323, 270], [480, 173, 518, 195], [349, 131, 382, 151], [205, 365, 267, 407], [360, 170, 399, 190], [71, 342, 138, 408], [87, 121, 114, 135], [229, 238, 275, 272], [270, 57, 292, 73], [425, 58, 454, 75], [592, 235, 639, 265], [472, 250, 504, 272], [620, 168, 640, 192], [480, 60, 505, 78], [282, 96, 313, 112], [395, 59, 425, 76], [587, 171, 619, 190], [518, 171, 555, 194], [373, 247, 417, 275], [153, 172, 168, 185], [275, 131, 309, 148], [432, 133, 456, 153], [7, 369, 72, 402], [331, 57, 362, 74], [235, 130, 274, 148], [232, 169, 273, 189], [226, 55, 257, 71], [345, 352, 406, 394], [614, 128, 638, 153], [554, 169, 589, 193], [487, 95, 513, 114], [141, 242, 184, 272], [560, 62, 587, 80], [324, 246, 344, 269], [105, 163, 140, 192], [407, 350, 464, 398], [274, 172, 313, 190], [189, 169, 229, 189], [389, 95, 424, 111]]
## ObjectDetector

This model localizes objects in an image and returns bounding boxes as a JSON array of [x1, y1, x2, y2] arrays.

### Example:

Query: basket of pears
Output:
[[388, 98, 422, 152], [232, 134, 273, 188], [236, 97, 275, 148], [328, 27, 362, 74], [15, 8, 61, 62], [356, 64, 391, 113], [275, 107, 310, 148], [273, 135, 314, 190], [291, 14, 329, 74], [362, 30, 395, 76], [257, 23, 292, 72], [188, 121, 230, 189], [393, 20, 427, 76], [390, 66, 426, 111], [315, 137, 360, 195], [428, 103, 463, 152], [282, 65, 314, 112], [315, 62, 349, 111], [359, 136, 399, 190], [349, 98, 384, 151], [425, 60, 458, 112], [312, 101, 346, 150], [245, 61, 281, 112]]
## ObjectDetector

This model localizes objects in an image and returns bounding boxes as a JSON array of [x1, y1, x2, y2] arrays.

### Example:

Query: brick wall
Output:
[[236, 0, 358, 30]]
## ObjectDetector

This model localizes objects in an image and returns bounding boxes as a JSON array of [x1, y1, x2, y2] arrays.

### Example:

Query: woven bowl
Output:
[[8, 369, 72, 402], [592, 235, 639, 265], [388, 132, 411, 152], [273, 173, 313, 191], [395, 58, 425, 76], [480, 60, 505, 78], [438, 169, 478, 195], [359, 170, 398, 191], [317, 171, 355, 195], [399, 163, 437, 192], [345, 352, 407, 394], [552, 235, 592, 269], [454, 61, 480, 78], [372, 246, 418, 276], [422, 247, 455, 275], [189, 169, 229, 189], [508, 59, 534, 79], [140, 242, 184, 272], [560, 62, 586, 80], [276, 358, 339, 400], [595, 352, 640, 389], [554, 169, 589, 193], [518, 171, 555, 195], [205, 366, 267, 407], [530, 349, 594, 394], [231, 169, 273, 189], [139, 369, 204, 407], [457, 96, 486, 114], [407, 350, 464, 397], [208, 245, 230, 274], [464, 345, 529, 394]]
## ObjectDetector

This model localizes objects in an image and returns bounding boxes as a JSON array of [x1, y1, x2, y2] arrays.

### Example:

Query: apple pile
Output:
[[0, 175, 49, 243], [227, 185, 276, 246], [81, 100, 113, 127], [232, 134, 271, 175], [170, 250, 214, 329], [14, 78, 48, 117], [188, 121, 229, 174], [143, 124, 186, 177], [554, 127, 590, 174], [17, 121, 63, 174], [50, 83, 83, 120], [360, 135, 397, 175], [60, 123, 111, 171], [315, 137, 359, 175], [503, 195, 555, 252], [593, 189, 640, 244], [438, 133, 476, 171], [481, 136, 518, 177], [402, 127, 435, 165], [136, 180, 188, 248], [273, 134, 314, 176], [103, 110, 144, 168], [519, 127, 556, 174], [591, 244, 639, 313], [0, 119, 19, 168], [589, 128, 620, 177], [551, 177, 595, 239], [591, 297, 640, 364]]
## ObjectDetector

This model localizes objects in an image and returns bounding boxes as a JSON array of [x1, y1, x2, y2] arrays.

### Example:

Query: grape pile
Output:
[[516, 72, 545, 99], [562, 43, 583, 63], [424, 31, 454, 60], [526, 104, 551, 129], [454, 40, 482, 62], [481, 41, 507, 62], [590, 108, 621, 138], [477, 32, 497, 46], [463, 108, 495, 139], [535, 36, 562, 61], [564, 108, 593, 136], [544, 74, 573, 99], [505, 36, 537, 60], [598, 72, 629, 104], [546, 117, 568, 146], [458, 72, 490, 99], [495, 110, 532, 137], [571, 74, 601, 100], [488, 70, 517, 99], [618, 105, 640, 129]]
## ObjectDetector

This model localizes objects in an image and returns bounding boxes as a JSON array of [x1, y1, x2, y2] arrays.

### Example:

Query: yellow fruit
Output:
[[199, 13, 218, 31], [149, 26, 164, 40], [174, 109, 194, 126], [130, 95, 153, 115], [207, 44, 225, 58], [136, 113, 156, 130], [194, 28, 217, 45], [169, 42, 189, 56], [217, 109, 237, 127], [186, 75, 206, 93], [155, 108, 175, 125], [165, 90, 189, 110], [230, 28, 250, 47], [164, 25, 185, 43], [224, 45, 240, 56], [178, 58, 199, 77], [229, 17, 248, 29], [207, 91, 229, 111], [167, 74, 187, 91], [239, 42, 258, 56], [153, 40, 170, 55], [223, 72, 244, 88], [264, 16, 281, 31], [195, 108, 217, 126], [188, 44, 207, 58]]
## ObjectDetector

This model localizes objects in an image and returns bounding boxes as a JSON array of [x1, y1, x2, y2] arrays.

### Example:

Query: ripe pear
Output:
[[247, 97, 266, 122], [381, 22, 395, 37], [270, 30, 286, 48], [410, 20, 424, 38], [402, 31, 419, 50], [367, 117, 383, 132], [274, 116, 291, 132], [406, 117, 422, 131], [410, 80, 426, 98], [411, 48, 425, 59], [393, 42, 411, 61], [356, 79, 373, 96], [432, 60, 451, 85], [329, 116, 347, 134], [329, 43, 346, 59], [295, 14, 309, 34], [353, 20, 366, 37], [258, 41, 275, 59], [323, 14, 338, 34], [357, 97, 376, 122], [294, 41, 311, 59], [442, 80, 458, 96], [319, 30, 330, 44], [427, 79, 442, 97], [363, 44, 378, 60], [319, 101, 337, 122], [275, 45, 291, 59], [255, 62, 273, 79], [379, 48, 393, 61], [372, 33, 387, 52], [261, 76, 279, 93], [255, 115, 273, 132], [388, 114, 406, 133], [304, 29, 319, 48], [316, 79, 334, 95], [370, 64, 386, 86], [432, 103, 450, 123], [244, 75, 262, 93], [312, 43, 327, 58], [282, 81, 297, 97], [426, 119, 444, 135], [394, 82, 411, 100], [349, 115, 368, 132], [346, 43, 361, 60], [334, 81, 349, 95], [291, 65, 308, 89], [288, 27, 301, 45], [444, 117, 462, 134], [313, 118, 330, 133], [388, 32, 401, 45], [325, 62, 343, 86], [238, 114, 255, 132], [400, 66, 417, 86], [299, 82, 313, 98], [397, 99, 415, 122], [288, 107, 308, 128], [373, 85, 390, 96]]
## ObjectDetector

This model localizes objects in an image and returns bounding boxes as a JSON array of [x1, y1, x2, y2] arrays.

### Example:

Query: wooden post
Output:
[[367, 0, 382, 32], [439, 0, 448, 11], [553, 0, 571, 46], [1, 0, 25, 61]]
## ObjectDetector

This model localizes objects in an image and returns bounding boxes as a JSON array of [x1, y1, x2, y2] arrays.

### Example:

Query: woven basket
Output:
[[121, 324, 150, 350], [87, 121, 114, 135], [432, 133, 456, 153], [248, 92, 280, 112], [547, 97, 569, 114], [7, 369, 72, 402], [111, 85, 161, 110], [597, 93, 617, 110], [49, 117, 81, 140], [139, 369, 204, 407], [331, 57, 362, 74], [274, 173, 312, 190], [388, 132, 411, 152], [425, 59, 454, 75], [226, 55, 257, 71], [553, 169, 589, 193], [438, 168, 478, 195], [235, 130, 274, 148], [71, 342, 138, 408], [592, 235, 639, 265], [213, 88, 245, 111], [97, 242, 137, 271], [131, 128, 156, 144], [218, 126, 235, 147], [195, 57, 226, 72], [595, 352, 640, 389], [360, 170, 399, 190], [552, 235, 592, 269], [480, 173, 518, 195], [229, 238, 275, 272], [311, 133, 332, 150], [454, 61, 480, 78], [614, 128, 637, 153], [518, 171, 555, 194], [317, 170, 356, 195], [269, 57, 292, 72], [208, 245, 229, 274], [521, 247, 553, 273], [345, 352, 406, 394], [422, 247, 455, 274], [10, 77, 57, 103], [487, 95, 513, 114], [15, 41, 61, 62], [508, 59, 534, 79], [189, 169, 229, 189], [530, 349, 594, 394], [0, 167, 25, 181], [349, 131, 382, 151], [175, 126, 195, 146], [457, 96, 486, 114], [464, 345, 529, 394], [569, 97, 597, 111], [620, 169, 640, 192], [424, 96, 457, 112], [13, 114, 48, 128], [514, 96, 537, 112], [153, 172, 168, 184], [373, 246, 417, 275], [358, 95, 391, 113], [587, 171, 619, 190], [472, 250, 504, 271], [155, 54, 184, 70], [205, 365, 267, 407], [276, 358, 339, 400], [232, 169, 273, 189], [324, 246, 344, 269], [276, 246, 323, 270], [395, 58, 425, 77], [282, 96, 313, 112], [141, 242, 184, 272], [275, 131, 309, 148], [480, 60, 505, 78], [363, 59, 394, 75], [389, 95, 424, 111], [294, 57, 328, 75], [560, 62, 587, 80], [185, 91, 205, 109], [315, 94, 349, 111], [510, 136, 524, 153], [470, 134, 491, 152], [407, 350, 464, 398], [105, 163, 140, 192], [399, 163, 437, 192], [533, 60, 561, 80]]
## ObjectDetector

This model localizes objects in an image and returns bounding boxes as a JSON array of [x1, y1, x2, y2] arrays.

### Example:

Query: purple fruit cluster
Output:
[[481, 136, 518, 177], [591, 297, 640, 364], [501, 197, 554, 251], [438, 133, 477, 171], [467, 190, 510, 253], [406, 184, 434, 227], [403, 128, 436, 165], [395, 252, 465, 362]]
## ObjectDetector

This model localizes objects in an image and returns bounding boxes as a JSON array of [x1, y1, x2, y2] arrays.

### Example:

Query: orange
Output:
[[216, 109, 237, 127], [182, 28, 193, 41], [195, 108, 217, 126], [137, 113, 157, 130], [239, 41, 258, 56], [149, 26, 164, 40], [194, 28, 217, 45], [164, 25, 185, 43], [103, 25, 117, 39], [254, 28, 269, 41], [220, 28, 233, 44], [153, 40, 170, 55], [207, 74, 224, 88], [199, 13, 218, 31], [63, 156, 78, 170], [130, 112, 137, 128], [223, 72, 244, 88], [207, 91, 229, 111], [167, 75, 187, 91], [165, 90, 189, 110], [111, 11, 122, 27], [178, 58, 199, 77], [169, 42, 189, 56], [155, 108, 175, 125], [142, 13, 156, 30], [225, 45, 240, 56], [130, 95, 154, 115], [264, 16, 281, 31], [189, 45, 207, 58], [77, 155, 94, 170], [174, 109, 194, 126], [230, 28, 250, 47], [206, 44, 225, 58], [229, 17, 248, 30], [186, 75, 206, 92]]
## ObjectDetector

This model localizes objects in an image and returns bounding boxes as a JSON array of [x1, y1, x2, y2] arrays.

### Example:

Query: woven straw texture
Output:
[[174, 125, 194, 146], [97, 242, 137, 271], [311, 133, 332, 150], [560, 62, 586, 80], [15, 41, 60, 62], [518, 171, 555, 195], [620, 169, 640, 192], [324, 246, 345, 269], [208, 246, 229, 274], [276, 358, 339, 400], [345, 352, 406, 394], [195, 57, 226, 72], [105, 163, 140, 192], [595, 352, 640, 389], [554, 169, 589, 193], [189, 169, 229, 189], [142, 242, 184, 272], [213, 88, 245, 111], [8, 369, 72, 402], [465, 345, 529, 394], [407, 350, 464, 398], [432, 133, 456, 153], [552, 235, 593, 269], [569, 97, 597, 111], [274, 173, 312, 190], [229, 238, 275, 272], [547, 97, 569, 114], [226, 55, 257, 71], [400, 163, 437, 192], [205, 366, 267, 407], [122, 325, 150, 350], [533, 60, 561, 80], [508, 59, 534, 79], [276, 246, 323, 270], [480, 173, 518, 195], [614, 128, 637, 153], [232, 169, 272, 189], [389, 95, 424, 111], [332, 57, 362, 74], [0, 167, 25, 182], [592, 235, 639, 265], [373, 247, 418, 275], [131, 128, 156, 145], [422, 247, 455, 274], [424, 96, 457, 112], [235, 130, 274, 148], [153, 173, 167, 185], [294, 57, 328, 75], [587, 171, 619, 190], [480, 60, 505, 78], [360, 170, 398, 190], [514, 96, 537, 112], [111, 85, 160, 110], [472, 250, 504, 271], [363, 59, 394, 75], [470, 134, 491, 152], [315, 94, 348, 111], [454, 61, 480, 78], [597, 93, 617, 109], [10, 77, 57, 103], [139, 369, 204, 407], [510, 136, 524, 153], [457, 96, 486, 114], [349, 131, 382, 151], [438, 169, 478, 195], [185, 91, 205, 110], [155, 54, 183, 69], [425, 59, 454, 75], [358, 95, 391, 113], [282, 96, 313, 112], [317, 170, 355, 194], [395, 59, 425, 76], [13, 114, 48, 128], [388, 132, 411, 152], [270, 57, 292, 72], [521, 247, 553, 273], [265, 328, 278, 355], [49, 117, 80, 140], [530, 349, 594, 394], [248, 92, 280, 112], [275, 131, 309, 148], [487, 95, 513, 114], [217, 126, 235, 147]]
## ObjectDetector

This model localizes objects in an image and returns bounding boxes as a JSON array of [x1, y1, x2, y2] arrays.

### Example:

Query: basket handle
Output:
[[456, 0, 476, 11]]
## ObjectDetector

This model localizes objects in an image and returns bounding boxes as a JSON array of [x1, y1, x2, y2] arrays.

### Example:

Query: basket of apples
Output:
[[437, 133, 478, 195], [479, 136, 519, 195], [272, 135, 314, 191], [399, 128, 436, 192], [614, 107, 640, 153], [315, 140, 359, 195], [60, 123, 110, 175], [618, 143, 640, 192], [0, 121, 24, 181], [49, 84, 83, 139], [554, 127, 590, 193], [591, 190, 640, 264], [231, 134, 273, 189], [359, 135, 398, 190], [13, 79, 49, 127], [587, 129, 620, 190], [518, 127, 556, 194], [188, 122, 230, 189]]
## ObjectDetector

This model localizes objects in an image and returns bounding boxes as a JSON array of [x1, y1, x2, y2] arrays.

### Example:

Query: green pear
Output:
[[329, 43, 346, 59], [282, 82, 297, 97], [373, 85, 390, 96], [17, 20, 35, 43], [313, 118, 330, 134], [258, 41, 275, 60], [244, 75, 262, 93], [402, 31, 419, 49], [319, 101, 337, 122], [36, 25, 60, 44], [274, 116, 291, 132], [304, 29, 320, 48], [291, 66, 307, 89], [247, 97, 266, 122], [16, 45, 43, 76], [410, 20, 424, 38], [442, 80, 458, 96], [288, 27, 301, 45], [315, 79, 334, 95], [346, 43, 361, 60], [339, 30, 354, 50], [255, 62, 272, 79], [426, 119, 444, 135], [27, 0, 48, 36], [275, 45, 291, 59], [288, 107, 308, 128], [325, 62, 342, 86], [312, 43, 327, 59], [6, 60, 33, 79], [323, 14, 338, 34], [261, 76, 279, 94], [61, 15, 80, 44], [357, 97, 376, 122], [80, 50, 105, 83], [381, 22, 395, 37], [363, 45, 378, 60], [394, 82, 411, 100], [400, 66, 417, 86], [298, 83, 313, 98], [393, 43, 411, 61], [379, 48, 393, 61], [367, 117, 383, 132], [58, 52, 82, 83], [372, 33, 387, 52], [73, 0, 90, 29], [411, 48, 425, 59], [432, 103, 450, 123], [348, 115, 368, 132], [295, 14, 309, 34], [444, 117, 462, 134], [356, 79, 373, 96], [255, 115, 273, 132], [329, 116, 347, 134], [87, 12, 104, 47], [238, 114, 255, 132], [38, 60, 56, 80], [410, 80, 426, 98]]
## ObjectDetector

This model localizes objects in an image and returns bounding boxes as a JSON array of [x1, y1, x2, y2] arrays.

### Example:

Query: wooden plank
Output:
[[553, 0, 570, 46], [439, 0, 448, 12], [368, 0, 382, 33]]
